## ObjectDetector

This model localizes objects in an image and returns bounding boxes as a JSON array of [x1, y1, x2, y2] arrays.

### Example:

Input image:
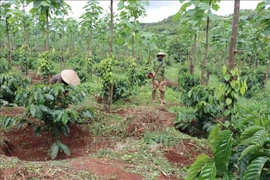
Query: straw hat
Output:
[[60, 69, 80, 85], [157, 52, 166, 57]]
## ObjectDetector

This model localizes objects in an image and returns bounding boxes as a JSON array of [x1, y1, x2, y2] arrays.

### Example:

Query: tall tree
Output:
[[228, 0, 240, 70], [0, 0, 15, 68], [26, 0, 68, 52], [109, 0, 113, 57], [118, 0, 148, 58], [80, 0, 103, 77], [255, 0, 270, 82], [176, 0, 221, 84]]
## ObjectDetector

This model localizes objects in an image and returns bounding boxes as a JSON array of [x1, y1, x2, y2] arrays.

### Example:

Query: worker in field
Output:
[[49, 68, 80, 85], [148, 52, 167, 105]]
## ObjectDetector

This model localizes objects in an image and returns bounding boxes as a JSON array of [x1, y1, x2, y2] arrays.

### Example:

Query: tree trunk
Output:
[[264, 59, 270, 85], [23, 4, 29, 75], [109, 0, 113, 57], [206, 71, 211, 85], [88, 22, 93, 77], [200, 15, 210, 85], [45, 9, 49, 51], [109, 81, 114, 113], [103, 0, 113, 112], [61, 16, 66, 70], [6, 17, 12, 68], [228, 0, 240, 71], [191, 33, 197, 74]]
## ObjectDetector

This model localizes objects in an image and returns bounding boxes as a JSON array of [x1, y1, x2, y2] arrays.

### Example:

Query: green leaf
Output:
[[208, 124, 221, 143], [45, 94, 54, 100], [58, 142, 71, 156], [226, 98, 232, 105], [173, 12, 181, 21], [240, 86, 246, 96], [213, 130, 233, 173], [180, 2, 191, 12], [198, 162, 216, 180], [262, 28, 270, 36], [243, 156, 269, 180], [187, 154, 212, 180], [243, 129, 268, 147], [117, 1, 124, 10], [224, 74, 230, 81], [29, 8, 38, 14], [51, 142, 59, 159], [239, 145, 258, 161], [238, 154, 250, 180], [30, 104, 36, 117], [212, 4, 220, 11], [240, 126, 265, 141], [224, 109, 231, 116], [230, 80, 236, 88]]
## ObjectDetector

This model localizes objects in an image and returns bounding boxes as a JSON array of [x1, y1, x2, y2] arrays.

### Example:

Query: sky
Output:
[[66, 1, 261, 23]]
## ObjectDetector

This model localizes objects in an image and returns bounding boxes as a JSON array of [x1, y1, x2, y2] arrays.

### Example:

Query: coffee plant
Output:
[[186, 123, 270, 180], [177, 85, 222, 135], [0, 74, 30, 107], [178, 65, 200, 92], [15, 84, 93, 159], [240, 66, 265, 98]]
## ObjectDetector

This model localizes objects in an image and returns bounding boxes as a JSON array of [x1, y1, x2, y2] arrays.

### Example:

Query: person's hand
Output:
[[152, 72, 156, 77]]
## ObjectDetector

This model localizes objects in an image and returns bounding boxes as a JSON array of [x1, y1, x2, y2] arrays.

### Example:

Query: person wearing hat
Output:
[[49, 68, 80, 85], [150, 52, 167, 105]]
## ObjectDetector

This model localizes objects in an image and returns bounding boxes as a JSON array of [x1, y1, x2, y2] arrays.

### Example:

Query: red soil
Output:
[[2, 125, 111, 161], [164, 139, 211, 168]]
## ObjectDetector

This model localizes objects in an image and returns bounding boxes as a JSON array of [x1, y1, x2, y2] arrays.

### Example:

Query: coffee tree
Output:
[[15, 84, 93, 159]]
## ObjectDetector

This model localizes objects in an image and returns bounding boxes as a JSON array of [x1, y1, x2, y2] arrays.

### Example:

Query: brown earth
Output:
[[0, 105, 207, 179], [2, 125, 111, 161], [164, 139, 212, 168]]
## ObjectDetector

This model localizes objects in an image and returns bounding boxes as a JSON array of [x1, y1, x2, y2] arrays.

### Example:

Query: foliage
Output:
[[19, 45, 28, 74], [215, 66, 247, 120], [179, 85, 222, 134], [255, 1, 270, 36], [15, 84, 93, 159], [186, 123, 270, 179], [0, 62, 9, 74], [37, 51, 53, 83], [240, 66, 265, 98], [112, 77, 133, 102], [0, 74, 30, 107], [128, 58, 147, 88], [178, 66, 200, 92], [97, 57, 114, 96]]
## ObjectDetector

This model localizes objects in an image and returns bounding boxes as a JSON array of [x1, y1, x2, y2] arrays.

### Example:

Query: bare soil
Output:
[[164, 139, 212, 168], [0, 105, 209, 179]]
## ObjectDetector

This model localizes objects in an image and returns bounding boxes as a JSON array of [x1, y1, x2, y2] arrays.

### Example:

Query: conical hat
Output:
[[60, 70, 80, 85], [157, 52, 166, 57]]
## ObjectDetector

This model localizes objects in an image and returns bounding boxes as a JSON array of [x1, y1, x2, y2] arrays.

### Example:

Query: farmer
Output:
[[49, 68, 80, 86], [150, 52, 167, 105]]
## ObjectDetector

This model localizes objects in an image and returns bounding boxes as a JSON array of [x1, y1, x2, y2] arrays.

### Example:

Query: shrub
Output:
[[178, 65, 200, 92], [186, 124, 270, 180], [240, 67, 265, 98], [15, 84, 93, 159], [0, 74, 30, 107]]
